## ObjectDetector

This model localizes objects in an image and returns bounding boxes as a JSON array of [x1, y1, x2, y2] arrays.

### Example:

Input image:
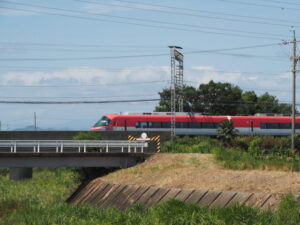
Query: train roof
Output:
[[104, 113, 300, 121]]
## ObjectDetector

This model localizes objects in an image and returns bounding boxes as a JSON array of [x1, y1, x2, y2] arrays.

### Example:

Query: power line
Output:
[[184, 79, 298, 93], [0, 65, 289, 75], [0, 41, 164, 49], [0, 80, 169, 88], [0, 98, 161, 104], [0, 98, 298, 106], [0, 5, 282, 41], [2, 0, 288, 39], [0, 43, 283, 61], [214, 0, 300, 11], [77, 0, 299, 28], [111, 0, 300, 25], [254, 0, 300, 7], [0, 93, 160, 99]]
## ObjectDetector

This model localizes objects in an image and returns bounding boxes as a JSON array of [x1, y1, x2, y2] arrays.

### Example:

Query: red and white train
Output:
[[90, 112, 300, 136]]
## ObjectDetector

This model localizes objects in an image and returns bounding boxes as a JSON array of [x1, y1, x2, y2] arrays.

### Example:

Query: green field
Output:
[[1, 168, 300, 225]]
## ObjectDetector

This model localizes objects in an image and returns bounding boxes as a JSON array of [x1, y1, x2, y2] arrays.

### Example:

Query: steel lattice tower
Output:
[[169, 46, 184, 135]]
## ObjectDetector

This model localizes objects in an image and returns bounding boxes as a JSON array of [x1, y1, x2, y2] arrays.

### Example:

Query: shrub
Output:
[[161, 136, 222, 153]]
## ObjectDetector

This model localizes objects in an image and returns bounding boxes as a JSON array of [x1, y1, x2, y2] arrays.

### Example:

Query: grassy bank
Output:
[[1, 167, 300, 224], [161, 136, 300, 171], [0, 167, 299, 224]]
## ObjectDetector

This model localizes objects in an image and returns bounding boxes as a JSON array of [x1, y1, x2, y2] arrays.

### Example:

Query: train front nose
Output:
[[91, 126, 108, 131]]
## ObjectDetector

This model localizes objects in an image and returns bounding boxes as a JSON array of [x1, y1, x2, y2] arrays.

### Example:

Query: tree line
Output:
[[155, 80, 292, 115]]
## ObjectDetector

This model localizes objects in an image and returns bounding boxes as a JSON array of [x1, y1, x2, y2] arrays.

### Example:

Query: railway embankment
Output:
[[68, 153, 300, 210]]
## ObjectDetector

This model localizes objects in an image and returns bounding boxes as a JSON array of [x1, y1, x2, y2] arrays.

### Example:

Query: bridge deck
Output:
[[0, 152, 153, 168]]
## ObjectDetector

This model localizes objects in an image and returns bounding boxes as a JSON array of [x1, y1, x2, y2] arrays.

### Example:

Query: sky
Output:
[[0, 0, 299, 130]]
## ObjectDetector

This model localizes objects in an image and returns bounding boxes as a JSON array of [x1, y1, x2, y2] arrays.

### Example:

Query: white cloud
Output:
[[189, 66, 242, 84], [0, 66, 169, 85], [0, 65, 295, 130]]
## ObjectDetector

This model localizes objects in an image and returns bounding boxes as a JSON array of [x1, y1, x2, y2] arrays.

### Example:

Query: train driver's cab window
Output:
[[93, 116, 110, 127]]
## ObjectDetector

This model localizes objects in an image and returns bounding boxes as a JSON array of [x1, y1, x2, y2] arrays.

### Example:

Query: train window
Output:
[[135, 122, 140, 128], [149, 122, 161, 128], [141, 122, 148, 128], [260, 123, 281, 129], [190, 122, 201, 128], [260, 123, 267, 129], [268, 123, 279, 129], [279, 123, 291, 129], [202, 122, 218, 128], [175, 122, 189, 128], [162, 122, 171, 128], [296, 124, 300, 129]]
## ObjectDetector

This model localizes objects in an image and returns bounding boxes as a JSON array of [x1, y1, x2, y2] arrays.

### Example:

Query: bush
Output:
[[73, 132, 103, 141], [72, 132, 109, 180], [213, 147, 300, 171], [161, 136, 222, 153]]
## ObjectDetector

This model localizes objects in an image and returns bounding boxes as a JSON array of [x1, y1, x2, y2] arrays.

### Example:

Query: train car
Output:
[[90, 112, 300, 136]]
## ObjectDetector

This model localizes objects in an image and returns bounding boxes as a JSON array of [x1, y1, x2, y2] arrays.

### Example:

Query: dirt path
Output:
[[99, 154, 300, 194]]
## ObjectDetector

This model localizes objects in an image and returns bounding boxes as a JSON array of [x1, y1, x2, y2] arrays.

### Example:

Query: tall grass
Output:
[[1, 168, 300, 224], [161, 135, 300, 171]]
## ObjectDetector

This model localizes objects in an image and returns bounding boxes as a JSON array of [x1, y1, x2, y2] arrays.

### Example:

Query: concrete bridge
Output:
[[0, 139, 152, 180]]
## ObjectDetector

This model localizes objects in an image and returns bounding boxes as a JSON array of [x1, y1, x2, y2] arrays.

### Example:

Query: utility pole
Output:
[[169, 46, 184, 137], [283, 30, 300, 150], [292, 30, 297, 150], [34, 112, 37, 131]]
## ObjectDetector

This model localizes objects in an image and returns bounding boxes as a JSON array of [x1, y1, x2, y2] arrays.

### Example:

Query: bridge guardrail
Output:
[[0, 140, 148, 153]]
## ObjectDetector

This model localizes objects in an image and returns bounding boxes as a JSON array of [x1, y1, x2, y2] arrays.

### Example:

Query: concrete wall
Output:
[[68, 181, 282, 211]]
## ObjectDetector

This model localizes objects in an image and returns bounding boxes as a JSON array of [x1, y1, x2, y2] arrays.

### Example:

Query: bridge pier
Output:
[[9, 168, 32, 181]]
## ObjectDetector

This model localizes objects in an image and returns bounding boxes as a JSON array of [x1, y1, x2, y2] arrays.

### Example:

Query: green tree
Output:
[[256, 92, 291, 114], [155, 80, 292, 115], [239, 91, 258, 115], [155, 86, 198, 112], [197, 80, 243, 115]]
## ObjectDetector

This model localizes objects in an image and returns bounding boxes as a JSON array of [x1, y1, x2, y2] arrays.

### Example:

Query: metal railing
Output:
[[0, 140, 148, 153]]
